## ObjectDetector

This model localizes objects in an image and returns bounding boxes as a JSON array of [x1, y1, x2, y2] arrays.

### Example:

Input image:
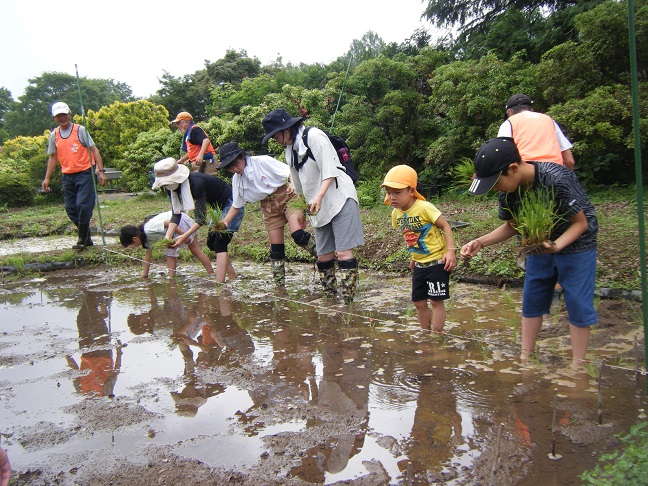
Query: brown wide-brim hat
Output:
[[261, 108, 303, 144]]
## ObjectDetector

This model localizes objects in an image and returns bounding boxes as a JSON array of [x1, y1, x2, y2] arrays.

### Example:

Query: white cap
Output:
[[51, 102, 71, 116]]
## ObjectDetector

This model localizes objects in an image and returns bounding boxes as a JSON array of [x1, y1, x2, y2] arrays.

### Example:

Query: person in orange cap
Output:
[[171, 112, 217, 174], [382, 165, 456, 332]]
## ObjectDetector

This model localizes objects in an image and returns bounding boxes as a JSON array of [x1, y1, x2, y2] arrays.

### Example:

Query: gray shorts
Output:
[[315, 198, 364, 255]]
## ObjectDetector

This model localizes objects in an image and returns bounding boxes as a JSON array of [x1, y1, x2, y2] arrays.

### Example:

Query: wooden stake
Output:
[[598, 360, 605, 425], [490, 423, 504, 485], [551, 388, 558, 457]]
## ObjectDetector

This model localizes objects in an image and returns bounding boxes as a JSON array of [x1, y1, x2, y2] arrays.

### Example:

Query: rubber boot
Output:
[[302, 236, 317, 258], [271, 259, 286, 286], [73, 223, 92, 250], [317, 260, 337, 299], [338, 259, 359, 304]]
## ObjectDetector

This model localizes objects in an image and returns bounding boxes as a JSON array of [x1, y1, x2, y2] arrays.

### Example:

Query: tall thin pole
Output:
[[74, 65, 108, 259], [330, 54, 353, 131], [627, 0, 648, 391]]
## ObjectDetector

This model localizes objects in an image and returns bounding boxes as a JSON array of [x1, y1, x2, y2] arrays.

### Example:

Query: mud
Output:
[[0, 260, 645, 485]]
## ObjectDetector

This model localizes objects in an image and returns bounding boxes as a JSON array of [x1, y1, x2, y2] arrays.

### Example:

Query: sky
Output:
[[2, 0, 436, 100]]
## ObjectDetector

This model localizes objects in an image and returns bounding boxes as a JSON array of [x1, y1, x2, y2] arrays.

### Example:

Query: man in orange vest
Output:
[[43, 101, 106, 249], [497, 94, 575, 170], [171, 112, 217, 174]]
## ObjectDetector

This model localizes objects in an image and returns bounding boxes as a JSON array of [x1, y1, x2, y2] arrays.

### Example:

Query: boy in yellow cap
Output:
[[382, 165, 457, 331]]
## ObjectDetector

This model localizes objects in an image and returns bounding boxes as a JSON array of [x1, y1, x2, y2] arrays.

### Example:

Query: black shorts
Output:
[[411, 262, 450, 302]]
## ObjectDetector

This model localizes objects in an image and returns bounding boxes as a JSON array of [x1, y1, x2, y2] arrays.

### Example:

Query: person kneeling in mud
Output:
[[120, 211, 214, 279]]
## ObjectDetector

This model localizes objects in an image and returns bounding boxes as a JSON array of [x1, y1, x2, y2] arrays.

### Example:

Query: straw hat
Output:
[[151, 157, 189, 190]]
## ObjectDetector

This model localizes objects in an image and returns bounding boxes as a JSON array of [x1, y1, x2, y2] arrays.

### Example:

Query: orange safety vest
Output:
[[185, 124, 216, 162], [54, 124, 94, 174], [508, 112, 563, 164]]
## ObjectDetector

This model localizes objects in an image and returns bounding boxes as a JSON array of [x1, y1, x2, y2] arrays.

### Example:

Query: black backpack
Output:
[[295, 127, 358, 184]]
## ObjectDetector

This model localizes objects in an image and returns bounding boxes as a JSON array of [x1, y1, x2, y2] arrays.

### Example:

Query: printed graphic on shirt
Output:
[[396, 214, 431, 255], [70, 143, 80, 153]]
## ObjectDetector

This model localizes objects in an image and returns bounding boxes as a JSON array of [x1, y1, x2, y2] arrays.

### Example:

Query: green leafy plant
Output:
[[581, 421, 648, 484], [449, 157, 476, 192]]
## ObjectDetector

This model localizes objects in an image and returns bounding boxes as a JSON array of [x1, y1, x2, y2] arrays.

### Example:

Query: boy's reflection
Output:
[[289, 328, 370, 482], [66, 290, 121, 398], [401, 356, 463, 481], [127, 280, 187, 336]]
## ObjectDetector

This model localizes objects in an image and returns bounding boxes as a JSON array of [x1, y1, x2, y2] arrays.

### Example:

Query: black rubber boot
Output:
[[73, 223, 92, 250]]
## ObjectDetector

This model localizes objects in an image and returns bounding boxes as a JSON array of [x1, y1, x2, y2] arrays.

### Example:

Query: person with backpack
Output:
[[261, 108, 364, 304]]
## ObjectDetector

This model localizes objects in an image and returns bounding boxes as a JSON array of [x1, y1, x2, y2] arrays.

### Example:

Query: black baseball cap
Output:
[[468, 137, 521, 195], [505, 94, 533, 110]]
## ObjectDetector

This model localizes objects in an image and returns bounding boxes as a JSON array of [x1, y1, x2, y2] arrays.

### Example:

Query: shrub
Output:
[[0, 172, 35, 207]]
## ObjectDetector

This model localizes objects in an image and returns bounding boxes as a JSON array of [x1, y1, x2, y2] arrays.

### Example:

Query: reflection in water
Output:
[[1, 271, 646, 485], [289, 323, 371, 483], [66, 291, 121, 398]]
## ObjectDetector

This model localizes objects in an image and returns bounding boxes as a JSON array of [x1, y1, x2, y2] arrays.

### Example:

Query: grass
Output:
[[0, 186, 645, 292]]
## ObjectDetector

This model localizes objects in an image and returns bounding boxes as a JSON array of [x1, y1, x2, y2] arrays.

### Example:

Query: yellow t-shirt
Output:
[[391, 199, 446, 263]]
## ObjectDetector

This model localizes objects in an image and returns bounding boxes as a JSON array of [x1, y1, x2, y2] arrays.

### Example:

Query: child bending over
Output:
[[120, 211, 213, 278]]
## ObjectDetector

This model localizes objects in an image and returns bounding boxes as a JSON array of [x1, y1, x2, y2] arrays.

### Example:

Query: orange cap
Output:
[[171, 112, 193, 123], [381, 165, 425, 204]]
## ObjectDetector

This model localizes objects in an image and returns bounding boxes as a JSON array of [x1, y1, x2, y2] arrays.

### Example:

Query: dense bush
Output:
[[0, 172, 35, 207]]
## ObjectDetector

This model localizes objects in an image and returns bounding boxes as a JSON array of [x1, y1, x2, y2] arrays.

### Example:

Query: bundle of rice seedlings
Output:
[[207, 207, 228, 233], [510, 188, 563, 256], [287, 196, 315, 215], [153, 237, 175, 250]]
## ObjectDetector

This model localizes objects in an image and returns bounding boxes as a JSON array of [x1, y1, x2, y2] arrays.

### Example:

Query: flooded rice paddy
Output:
[[0, 260, 645, 485]]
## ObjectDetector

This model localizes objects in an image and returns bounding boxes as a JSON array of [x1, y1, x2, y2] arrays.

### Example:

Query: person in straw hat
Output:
[[150, 157, 244, 282]]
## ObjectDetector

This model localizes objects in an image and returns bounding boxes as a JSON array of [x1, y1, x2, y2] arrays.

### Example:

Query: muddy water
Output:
[[0, 263, 645, 485]]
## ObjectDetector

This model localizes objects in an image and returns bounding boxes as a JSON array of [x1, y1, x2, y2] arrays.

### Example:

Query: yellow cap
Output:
[[381, 165, 425, 204]]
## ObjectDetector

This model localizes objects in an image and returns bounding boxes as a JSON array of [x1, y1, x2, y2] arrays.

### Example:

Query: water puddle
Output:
[[0, 263, 645, 485]]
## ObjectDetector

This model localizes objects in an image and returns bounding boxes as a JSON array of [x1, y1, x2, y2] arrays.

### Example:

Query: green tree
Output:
[[548, 85, 648, 185], [3, 72, 134, 137], [83, 100, 170, 168], [0, 132, 49, 174], [119, 128, 182, 191], [425, 53, 540, 182], [575, 0, 648, 83], [152, 50, 262, 121]]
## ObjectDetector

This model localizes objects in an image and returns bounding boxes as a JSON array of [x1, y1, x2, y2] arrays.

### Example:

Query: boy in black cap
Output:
[[461, 137, 598, 368]]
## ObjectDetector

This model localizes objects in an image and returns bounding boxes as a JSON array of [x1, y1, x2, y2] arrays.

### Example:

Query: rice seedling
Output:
[[510, 188, 564, 257], [153, 237, 174, 250], [287, 196, 315, 215], [207, 207, 228, 233]]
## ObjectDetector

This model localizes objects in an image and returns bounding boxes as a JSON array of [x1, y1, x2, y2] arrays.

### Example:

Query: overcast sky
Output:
[[3, 0, 435, 100]]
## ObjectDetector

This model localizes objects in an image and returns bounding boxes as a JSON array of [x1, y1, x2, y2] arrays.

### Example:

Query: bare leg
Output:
[[520, 316, 543, 361], [413, 299, 431, 330], [569, 324, 590, 369], [215, 252, 236, 283], [188, 238, 214, 275], [166, 256, 177, 278], [430, 300, 446, 332]]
